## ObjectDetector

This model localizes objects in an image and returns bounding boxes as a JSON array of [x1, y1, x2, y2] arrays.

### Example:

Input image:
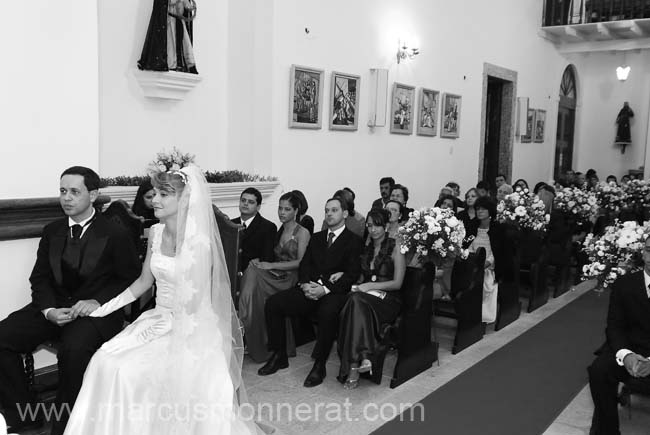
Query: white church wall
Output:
[[566, 50, 650, 179], [96, 0, 230, 178], [266, 0, 568, 222], [0, 0, 99, 199]]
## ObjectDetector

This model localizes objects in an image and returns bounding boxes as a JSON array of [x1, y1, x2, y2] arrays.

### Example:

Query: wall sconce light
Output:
[[616, 50, 630, 81], [396, 40, 419, 64], [616, 65, 630, 81]]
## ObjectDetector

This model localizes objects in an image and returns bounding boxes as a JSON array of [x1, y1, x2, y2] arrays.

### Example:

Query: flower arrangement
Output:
[[398, 207, 468, 264], [149, 147, 196, 172], [594, 181, 627, 212], [621, 179, 650, 209], [496, 187, 549, 232], [582, 220, 650, 288], [99, 148, 277, 187], [553, 186, 599, 225]]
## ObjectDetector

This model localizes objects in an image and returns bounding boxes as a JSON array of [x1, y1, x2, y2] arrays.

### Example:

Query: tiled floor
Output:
[[14, 280, 650, 435]]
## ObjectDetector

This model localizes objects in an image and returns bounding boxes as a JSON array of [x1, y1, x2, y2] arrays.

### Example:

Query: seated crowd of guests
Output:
[[232, 172, 543, 390]]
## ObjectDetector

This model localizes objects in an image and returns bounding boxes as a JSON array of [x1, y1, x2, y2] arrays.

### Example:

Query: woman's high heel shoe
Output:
[[344, 367, 360, 390], [358, 358, 373, 375]]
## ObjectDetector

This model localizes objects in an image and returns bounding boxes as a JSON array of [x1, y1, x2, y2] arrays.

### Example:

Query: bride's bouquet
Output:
[[553, 186, 598, 225], [496, 187, 549, 232], [594, 181, 627, 212], [582, 220, 650, 288], [398, 207, 469, 264]]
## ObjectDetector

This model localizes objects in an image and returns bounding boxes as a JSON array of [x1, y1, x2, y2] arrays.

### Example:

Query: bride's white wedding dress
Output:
[[65, 224, 256, 435]]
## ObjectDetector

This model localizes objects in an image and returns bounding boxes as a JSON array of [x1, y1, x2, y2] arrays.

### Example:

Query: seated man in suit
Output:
[[232, 187, 277, 272], [0, 166, 141, 434], [588, 236, 650, 435], [370, 177, 395, 210], [259, 197, 362, 387]]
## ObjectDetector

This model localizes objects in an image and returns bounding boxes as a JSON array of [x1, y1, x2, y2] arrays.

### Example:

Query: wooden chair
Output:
[[618, 377, 650, 419], [433, 248, 486, 354], [495, 225, 522, 331], [519, 230, 549, 313], [212, 204, 242, 304], [545, 211, 573, 297], [385, 263, 438, 388]]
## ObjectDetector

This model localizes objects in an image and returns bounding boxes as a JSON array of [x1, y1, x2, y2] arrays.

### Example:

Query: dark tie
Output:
[[327, 232, 335, 248], [66, 224, 83, 269]]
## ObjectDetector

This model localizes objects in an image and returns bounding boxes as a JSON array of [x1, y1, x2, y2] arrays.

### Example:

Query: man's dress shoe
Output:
[[257, 352, 289, 376], [304, 361, 326, 387]]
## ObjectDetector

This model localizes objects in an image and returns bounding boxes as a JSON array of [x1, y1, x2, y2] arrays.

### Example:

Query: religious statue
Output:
[[615, 101, 634, 154], [138, 0, 198, 74]]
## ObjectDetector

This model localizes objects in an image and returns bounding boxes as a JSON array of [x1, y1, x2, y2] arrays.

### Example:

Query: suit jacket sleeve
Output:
[[94, 227, 141, 305], [261, 220, 277, 262], [605, 278, 630, 353], [298, 236, 316, 283], [29, 226, 58, 310], [327, 235, 362, 294]]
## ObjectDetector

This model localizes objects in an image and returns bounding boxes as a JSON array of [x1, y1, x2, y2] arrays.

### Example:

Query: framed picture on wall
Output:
[[289, 64, 325, 129], [534, 109, 546, 143], [389, 82, 416, 135], [440, 93, 461, 138], [416, 88, 439, 136], [329, 71, 360, 131], [521, 108, 536, 143]]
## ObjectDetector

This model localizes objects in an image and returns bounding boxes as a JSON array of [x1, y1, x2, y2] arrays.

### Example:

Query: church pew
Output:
[[433, 248, 487, 354]]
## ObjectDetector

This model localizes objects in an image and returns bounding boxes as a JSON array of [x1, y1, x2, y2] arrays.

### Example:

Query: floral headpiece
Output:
[[148, 147, 195, 185]]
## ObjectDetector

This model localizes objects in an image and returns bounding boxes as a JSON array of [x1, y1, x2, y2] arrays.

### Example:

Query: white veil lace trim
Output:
[[151, 165, 261, 434]]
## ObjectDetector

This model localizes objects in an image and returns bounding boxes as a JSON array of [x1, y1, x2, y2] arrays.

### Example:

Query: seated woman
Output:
[[238, 192, 311, 362], [435, 193, 457, 212], [292, 189, 314, 235], [132, 179, 158, 222], [434, 194, 457, 300], [513, 178, 529, 191], [336, 208, 406, 389], [384, 199, 404, 238], [457, 188, 478, 227], [390, 183, 414, 220], [496, 183, 513, 202], [464, 197, 504, 323]]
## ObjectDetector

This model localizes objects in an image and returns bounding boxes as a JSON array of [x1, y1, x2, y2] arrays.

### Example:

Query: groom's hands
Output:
[[301, 282, 326, 300], [70, 299, 100, 318], [45, 308, 75, 326]]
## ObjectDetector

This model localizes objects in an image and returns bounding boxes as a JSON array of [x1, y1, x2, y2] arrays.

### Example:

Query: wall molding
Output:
[[0, 181, 283, 241]]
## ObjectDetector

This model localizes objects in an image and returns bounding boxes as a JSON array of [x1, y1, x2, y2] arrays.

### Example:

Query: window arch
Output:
[[560, 65, 577, 100]]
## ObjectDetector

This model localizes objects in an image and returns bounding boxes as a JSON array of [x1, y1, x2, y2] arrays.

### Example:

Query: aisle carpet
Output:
[[372, 289, 609, 435]]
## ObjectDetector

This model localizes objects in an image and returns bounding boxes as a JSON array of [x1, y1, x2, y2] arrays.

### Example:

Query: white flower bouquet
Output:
[[398, 207, 468, 264], [496, 187, 549, 232], [594, 181, 627, 212], [621, 179, 650, 209], [582, 220, 650, 288], [553, 186, 599, 225]]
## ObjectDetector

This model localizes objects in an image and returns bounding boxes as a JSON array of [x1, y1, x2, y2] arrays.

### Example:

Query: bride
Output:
[[64, 165, 264, 435]]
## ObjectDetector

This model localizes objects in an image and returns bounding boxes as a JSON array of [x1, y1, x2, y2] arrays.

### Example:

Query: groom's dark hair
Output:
[[61, 166, 101, 192]]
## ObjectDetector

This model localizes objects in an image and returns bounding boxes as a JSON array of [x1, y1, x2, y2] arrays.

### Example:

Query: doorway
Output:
[[479, 63, 517, 188], [554, 66, 577, 180]]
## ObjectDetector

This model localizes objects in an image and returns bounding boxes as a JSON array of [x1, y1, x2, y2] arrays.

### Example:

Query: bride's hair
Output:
[[151, 171, 186, 194]]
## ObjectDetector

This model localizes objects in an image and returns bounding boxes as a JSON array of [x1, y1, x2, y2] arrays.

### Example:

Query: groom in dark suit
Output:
[[259, 196, 362, 387], [588, 236, 650, 435], [0, 166, 140, 434], [231, 187, 277, 272]]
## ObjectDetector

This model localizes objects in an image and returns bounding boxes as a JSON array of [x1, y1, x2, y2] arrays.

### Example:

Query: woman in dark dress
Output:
[[336, 209, 406, 389], [457, 187, 478, 227], [238, 192, 311, 362]]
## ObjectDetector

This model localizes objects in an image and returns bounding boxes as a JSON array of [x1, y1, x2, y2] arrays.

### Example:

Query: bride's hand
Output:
[[329, 272, 344, 283]]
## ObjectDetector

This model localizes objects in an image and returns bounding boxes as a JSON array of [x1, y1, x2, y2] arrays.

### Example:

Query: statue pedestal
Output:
[[133, 69, 202, 100]]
